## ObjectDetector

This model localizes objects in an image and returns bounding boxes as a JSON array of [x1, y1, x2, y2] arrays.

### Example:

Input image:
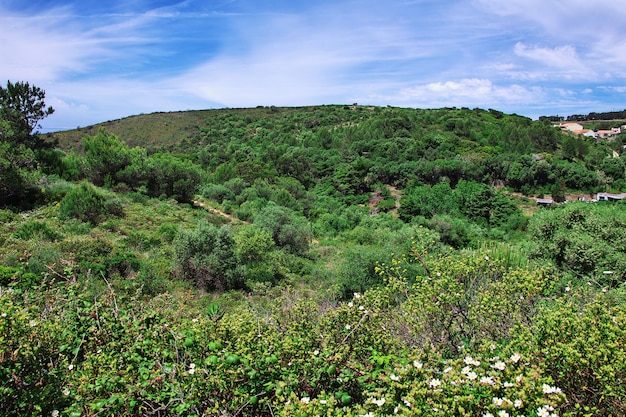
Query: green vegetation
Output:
[[2, 83, 626, 416]]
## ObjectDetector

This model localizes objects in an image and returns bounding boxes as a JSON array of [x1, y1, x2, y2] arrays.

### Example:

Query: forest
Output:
[[1, 81, 626, 416]]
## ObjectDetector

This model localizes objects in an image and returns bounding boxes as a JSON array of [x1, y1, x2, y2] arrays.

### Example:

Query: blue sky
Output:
[[2, 0, 626, 131]]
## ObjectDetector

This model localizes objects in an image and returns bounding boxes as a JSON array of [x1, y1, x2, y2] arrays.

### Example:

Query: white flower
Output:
[[483, 413, 495, 417], [313, 349, 319, 355], [319, 399, 327, 405], [62, 387, 70, 396], [1, 312, 6, 317], [192, 318, 198, 322], [504, 381, 514, 388], [353, 292, 361, 299], [429, 378, 441, 388], [465, 371, 478, 380], [68, 364, 74, 371], [461, 366, 472, 375], [537, 408, 550, 417], [565, 286, 571, 292], [493, 397, 504, 406], [443, 366, 452, 373], [491, 361, 506, 371], [480, 376, 495, 385], [29, 320, 37, 327], [510, 353, 521, 363], [485, 256, 490, 261], [51, 411, 59, 417], [188, 368, 195, 375], [348, 302, 354, 308], [371, 397, 386, 407], [498, 411, 509, 417], [542, 384, 562, 394], [413, 360, 423, 369], [514, 399, 523, 408], [300, 397, 310, 404], [464, 356, 480, 366], [189, 363, 196, 369], [345, 324, 351, 330], [403, 399, 411, 408], [390, 373, 400, 381], [359, 305, 365, 311]]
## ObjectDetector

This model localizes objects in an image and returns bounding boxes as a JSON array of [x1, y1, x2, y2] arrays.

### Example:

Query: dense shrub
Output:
[[58, 182, 123, 225]]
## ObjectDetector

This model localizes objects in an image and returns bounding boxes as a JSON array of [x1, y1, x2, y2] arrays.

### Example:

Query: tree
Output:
[[83, 129, 133, 186], [0, 82, 54, 207], [0, 81, 54, 147]]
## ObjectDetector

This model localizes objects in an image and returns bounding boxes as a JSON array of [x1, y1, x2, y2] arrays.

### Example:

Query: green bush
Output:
[[12, 221, 61, 241], [58, 182, 123, 225]]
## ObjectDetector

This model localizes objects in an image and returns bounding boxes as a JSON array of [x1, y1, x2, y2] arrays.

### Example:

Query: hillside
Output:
[[3, 104, 626, 416]]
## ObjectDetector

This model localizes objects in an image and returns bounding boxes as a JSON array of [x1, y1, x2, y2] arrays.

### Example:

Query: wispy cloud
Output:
[[2, 0, 626, 129]]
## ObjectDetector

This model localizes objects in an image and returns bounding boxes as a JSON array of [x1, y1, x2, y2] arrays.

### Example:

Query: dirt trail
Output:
[[193, 200, 250, 224], [369, 185, 402, 216]]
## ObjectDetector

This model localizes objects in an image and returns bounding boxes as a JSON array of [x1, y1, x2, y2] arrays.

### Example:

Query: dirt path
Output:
[[368, 185, 402, 216], [193, 199, 250, 225]]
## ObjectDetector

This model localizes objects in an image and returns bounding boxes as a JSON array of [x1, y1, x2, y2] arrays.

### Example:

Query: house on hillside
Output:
[[596, 192, 626, 201]]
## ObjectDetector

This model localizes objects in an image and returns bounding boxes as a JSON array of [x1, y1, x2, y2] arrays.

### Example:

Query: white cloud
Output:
[[371, 78, 544, 109]]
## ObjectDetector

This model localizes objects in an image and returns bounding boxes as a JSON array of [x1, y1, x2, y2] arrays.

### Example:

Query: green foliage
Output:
[[254, 203, 310, 255], [173, 222, 244, 290], [528, 202, 626, 286], [0, 80, 54, 145], [12, 221, 61, 241], [58, 182, 123, 225], [120, 153, 205, 203], [82, 129, 133, 186]]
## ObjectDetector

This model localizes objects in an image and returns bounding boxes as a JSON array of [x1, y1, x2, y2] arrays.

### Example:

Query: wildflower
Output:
[[359, 305, 365, 311], [480, 376, 495, 385], [497, 411, 509, 417], [485, 256, 490, 261], [319, 399, 327, 405], [313, 349, 319, 355], [345, 324, 351, 330], [514, 399, 523, 408], [1, 312, 6, 317], [464, 356, 480, 366], [29, 320, 37, 327], [301, 397, 310, 404], [565, 286, 571, 292], [429, 378, 441, 388], [62, 387, 70, 396], [542, 384, 562, 394], [354, 292, 361, 299], [68, 364, 74, 371], [510, 353, 521, 363], [465, 371, 478, 380], [192, 318, 198, 322], [504, 381, 514, 388], [443, 366, 452, 373], [483, 413, 495, 417], [461, 366, 472, 375], [537, 408, 550, 417], [493, 397, 504, 406], [372, 397, 386, 407], [403, 399, 411, 408], [390, 373, 400, 381], [413, 360, 423, 369], [348, 302, 354, 308], [52, 411, 59, 417], [491, 361, 506, 371]]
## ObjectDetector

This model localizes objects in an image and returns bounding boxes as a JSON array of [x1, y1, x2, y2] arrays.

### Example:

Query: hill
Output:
[[3, 104, 626, 416]]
